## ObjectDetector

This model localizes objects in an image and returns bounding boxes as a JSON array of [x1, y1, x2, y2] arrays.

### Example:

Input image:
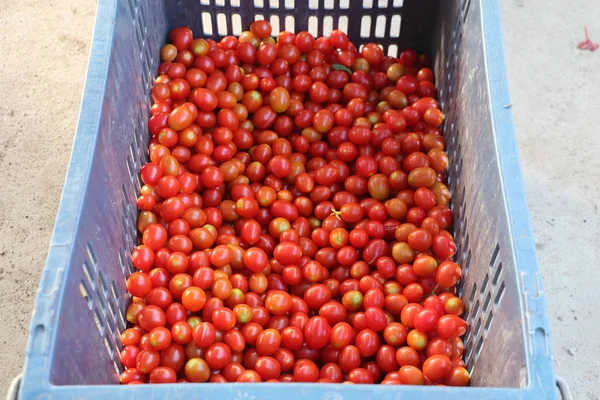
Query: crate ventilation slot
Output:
[[197, 0, 403, 56]]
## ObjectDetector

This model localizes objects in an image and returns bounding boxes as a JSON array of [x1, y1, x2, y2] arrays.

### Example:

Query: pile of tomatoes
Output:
[[121, 20, 470, 387]]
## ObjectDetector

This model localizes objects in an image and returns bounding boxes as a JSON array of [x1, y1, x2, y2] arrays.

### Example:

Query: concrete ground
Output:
[[0, 0, 598, 398]]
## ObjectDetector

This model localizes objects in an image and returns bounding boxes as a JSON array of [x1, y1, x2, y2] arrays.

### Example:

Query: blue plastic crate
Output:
[[15, 0, 567, 398]]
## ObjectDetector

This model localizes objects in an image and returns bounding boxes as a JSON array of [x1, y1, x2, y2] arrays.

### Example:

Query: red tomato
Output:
[[127, 23, 469, 388]]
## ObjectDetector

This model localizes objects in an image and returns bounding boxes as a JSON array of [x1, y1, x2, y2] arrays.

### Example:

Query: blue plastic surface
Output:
[[19, 0, 558, 398]]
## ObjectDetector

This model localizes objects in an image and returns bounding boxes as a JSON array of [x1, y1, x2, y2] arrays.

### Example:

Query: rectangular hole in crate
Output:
[[142, 58, 151, 91], [459, 239, 468, 267], [125, 155, 134, 184], [201, 12, 213, 35], [473, 317, 482, 339], [110, 281, 120, 306], [231, 0, 241, 6], [323, 16, 333, 37], [123, 248, 134, 275], [469, 283, 477, 303], [360, 15, 371, 38], [324, 0, 334, 9], [94, 307, 105, 335], [135, 170, 143, 193], [390, 15, 401, 37], [134, 21, 144, 56], [121, 231, 130, 255], [463, 247, 471, 276], [455, 225, 463, 254], [338, 16, 348, 34], [340, 0, 349, 8], [117, 307, 127, 333], [467, 360, 475, 376], [460, 216, 467, 241], [137, 102, 146, 134], [484, 311, 494, 334], [480, 273, 489, 295], [374, 15, 386, 38], [464, 342, 472, 364], [127, 0, 137, 19], [130, 142, 139, 171], [456, 157, 463, 182], [459, 308, 471, 326], [232, 14, 242, 35], [377, 0, 388, 7], [121, 201, 129, 234], [309, 0, 318, 9], [492, 263, 503, 285], [254, 0, 265, 7], [470, 300, 480, 324], [107, 299, 120, 335], [284, 0, 294, 9], [363, 0, 373, 8], [448, 69, 457, 95], [105, 312, 116, 338], [269, 0, 279, 8], [79, 281, 92, 309], [489, 243, 500, 267], [387, 44, 398, 57], [447, 86, 456, 109], [451, 22, 459, 45], [138, 0, 148, 26], [95, 286, 106, 313], [217, 13, 227, 36], [270, 15, 280, 36], [215, 0, 225, 5], [121, 183, 130, 203], [392, 0, 403, 5], [453, 32, 463, 54], [82, 261, 94, 289], [474, 335, 484, 360], [285, 16, 295, 32], [461, 250, 472, 286], [459, 187, 466, 214], [445, 55, 452, 70], [113, 359, 122, 377], [86, 242, 97, 268], [463, 0, 472, 22], [98, 270, 108, 296], [118, 248, 126, 273], [482, 291, 492, 314], [104, 335, 116, 360], [463, 323, 472, 344], [494, 281, 506, 306], [132, 121, 141, 152], [308, 16, 318, 36]]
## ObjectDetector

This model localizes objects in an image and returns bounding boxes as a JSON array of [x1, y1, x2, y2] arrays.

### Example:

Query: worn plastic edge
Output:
[[19, 0, 118, 398], [5, 374, 21, 400], [480, 0, 556, 396], [556, 376, 573, 400]]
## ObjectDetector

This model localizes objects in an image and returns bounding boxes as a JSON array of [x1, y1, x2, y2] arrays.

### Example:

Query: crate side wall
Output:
[[434, 0, 527, 388], [47, 0, 167, 385]]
